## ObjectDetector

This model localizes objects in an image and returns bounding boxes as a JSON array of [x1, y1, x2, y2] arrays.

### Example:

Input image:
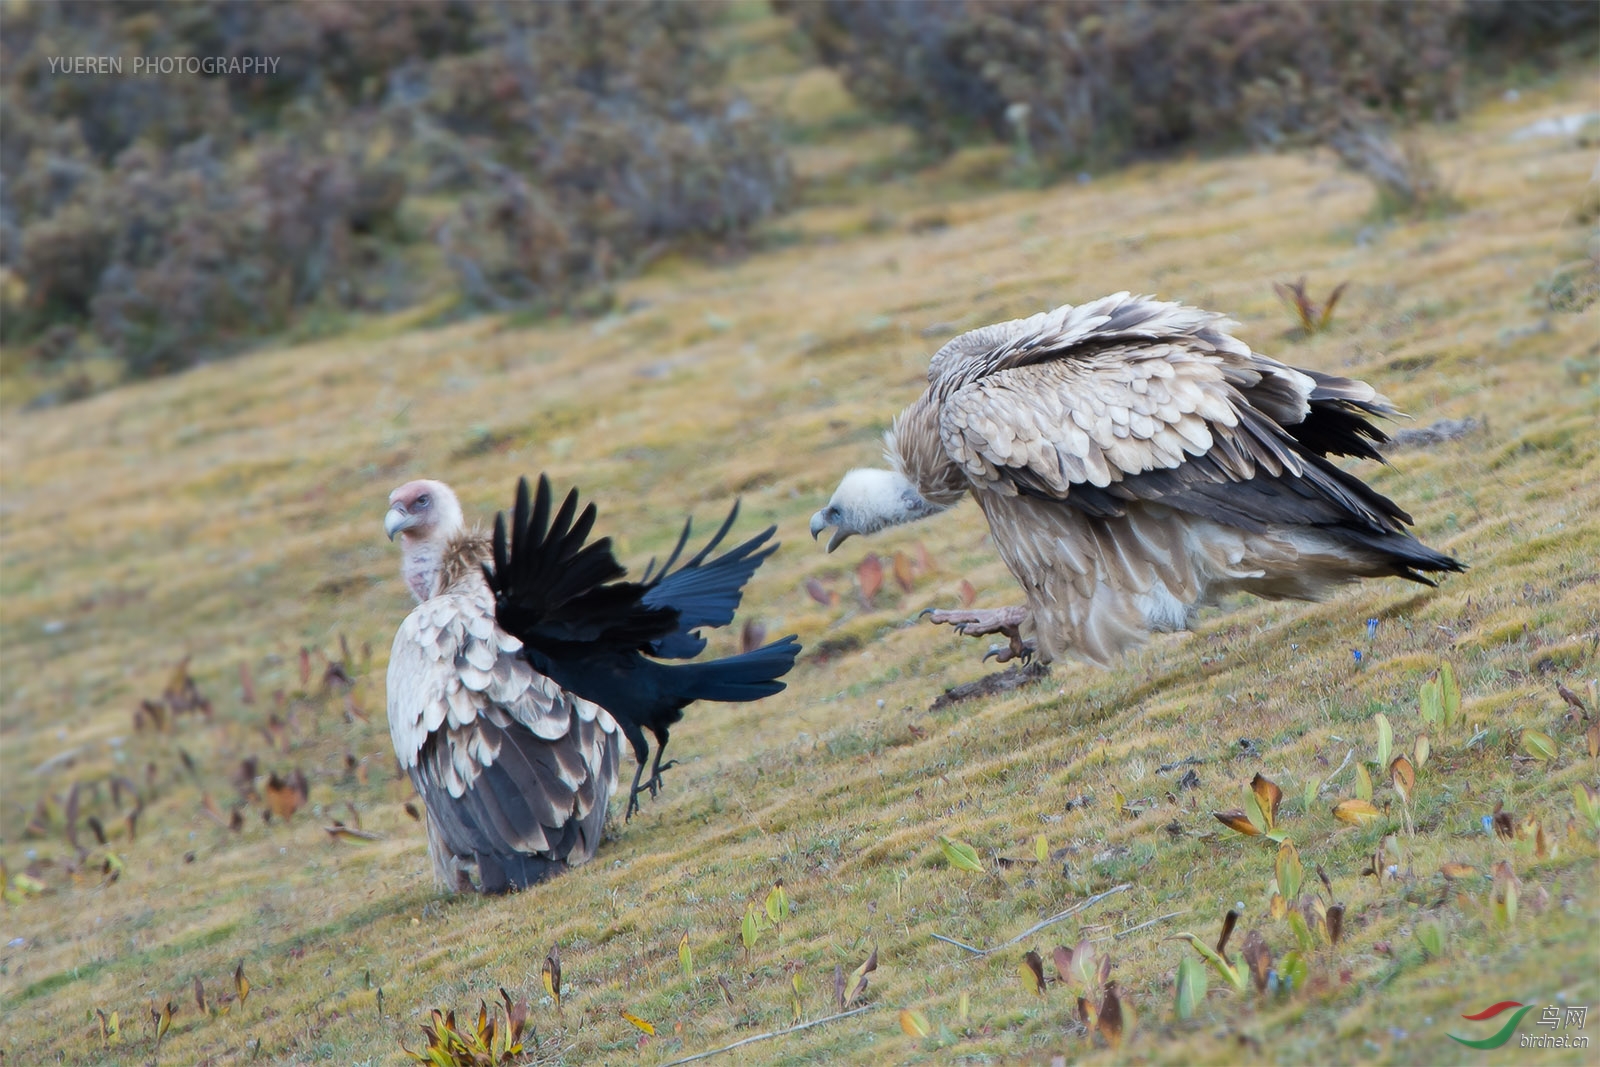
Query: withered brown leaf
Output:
[[1250, 773, 1282, 832], [1213, 810, 1261, 836], [1241, 930, 1272, 993], [1216, 909, 1239, 955], [856, 554, 884, 601], [1020, 950, 1046, 995], [1052, 944, 1073, 983], [1098, 981, 1125, 1049]]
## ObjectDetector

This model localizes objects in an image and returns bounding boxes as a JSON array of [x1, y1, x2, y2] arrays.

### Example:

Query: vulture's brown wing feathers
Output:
[[929, 293, 1462, 663], [387, 580, 619, 893]]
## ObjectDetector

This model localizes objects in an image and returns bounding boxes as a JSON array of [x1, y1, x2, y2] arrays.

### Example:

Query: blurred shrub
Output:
[[415, 2, 789, 307], [1, 1, 788, 385], [778, 0, 1588, 170], [1461, 0, 1600, 53]]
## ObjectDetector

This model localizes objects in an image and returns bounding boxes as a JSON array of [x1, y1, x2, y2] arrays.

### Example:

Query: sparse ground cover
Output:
[[2, 31, 1597, 1067]]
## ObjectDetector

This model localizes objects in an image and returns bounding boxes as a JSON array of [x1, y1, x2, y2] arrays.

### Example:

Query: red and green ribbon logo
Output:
[[1449, 1001, 1535, 1049]]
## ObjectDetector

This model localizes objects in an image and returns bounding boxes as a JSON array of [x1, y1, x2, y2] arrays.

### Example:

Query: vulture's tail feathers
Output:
[[476, 851, 568, 894], [1287, 371, 1397, 463], [1323, 524, 1467, 586]]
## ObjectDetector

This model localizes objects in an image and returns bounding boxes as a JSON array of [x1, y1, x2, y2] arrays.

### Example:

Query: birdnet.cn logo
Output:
[[1448, 1001, 1588, 1051]]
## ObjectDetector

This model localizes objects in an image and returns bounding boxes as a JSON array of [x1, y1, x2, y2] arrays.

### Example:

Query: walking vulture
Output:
[[809, 293, 1463, 666], [386, 475, 798, 893]]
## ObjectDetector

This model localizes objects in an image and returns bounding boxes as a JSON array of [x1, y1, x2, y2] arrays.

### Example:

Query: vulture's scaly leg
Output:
[[922, 605, 1034, 663]]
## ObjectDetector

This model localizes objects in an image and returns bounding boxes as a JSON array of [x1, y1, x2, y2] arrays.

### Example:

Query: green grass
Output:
[[2, 41, 1598, 1067]]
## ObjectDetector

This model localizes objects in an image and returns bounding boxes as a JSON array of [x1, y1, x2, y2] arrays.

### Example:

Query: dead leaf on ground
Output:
[[1020, 950, 1046, 995], [740, 618, 766, 654], [264, 770, 308, 820], [325, 821, 382, 842], [1098, 981, 1126, 1049], [1333, 798, 1381, 826], [1241, 930, 1272, 992], [892, 551, 915, 593], [1213, 809, 1261, 836], [804, 577, 837, 607], [845, 947, 877, 1006], [857, 554, 884, 601]]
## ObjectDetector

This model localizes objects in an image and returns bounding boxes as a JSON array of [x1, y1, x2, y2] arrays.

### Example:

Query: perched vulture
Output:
[[810, 293, 1464, 665], [386, 475, 798, 893]]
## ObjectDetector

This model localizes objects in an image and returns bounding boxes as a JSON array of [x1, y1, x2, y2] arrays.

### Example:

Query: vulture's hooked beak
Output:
[[384, 505, 413, 541], [809, 509, 852, 553]]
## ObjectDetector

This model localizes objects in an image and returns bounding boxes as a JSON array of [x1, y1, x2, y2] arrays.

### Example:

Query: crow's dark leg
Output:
[[620, 723, 652, 821], [922, 606, 1035, 663], [625, 759, 650, 821], [644, 739, 678, 798]]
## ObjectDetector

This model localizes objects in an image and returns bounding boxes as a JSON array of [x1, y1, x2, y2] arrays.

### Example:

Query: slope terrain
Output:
[[2, 46, 1597, 1067]]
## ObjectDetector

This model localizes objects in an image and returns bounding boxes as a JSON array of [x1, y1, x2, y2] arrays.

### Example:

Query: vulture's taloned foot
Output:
[[923, 605, 1030, 662], [983, 637, 1037, 665]]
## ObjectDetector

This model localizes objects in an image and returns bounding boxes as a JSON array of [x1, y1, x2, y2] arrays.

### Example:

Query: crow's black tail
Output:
[[659, 634, 802, 708]]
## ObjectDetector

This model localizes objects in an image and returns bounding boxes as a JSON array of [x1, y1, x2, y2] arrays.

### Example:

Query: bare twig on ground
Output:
[[932, 884, 1133, 956], [1389, 417, 1481, 450], [929, 661, 1049, 712], [659, 1005, 878, 1066]]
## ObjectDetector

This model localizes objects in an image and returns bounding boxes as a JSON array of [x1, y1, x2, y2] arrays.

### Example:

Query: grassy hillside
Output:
[[2, 38, 1597, 1067]]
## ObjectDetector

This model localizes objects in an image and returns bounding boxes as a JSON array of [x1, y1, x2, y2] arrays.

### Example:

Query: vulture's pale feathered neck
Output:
[[808, 392, 969, 550], [387, 479, 478, 601]]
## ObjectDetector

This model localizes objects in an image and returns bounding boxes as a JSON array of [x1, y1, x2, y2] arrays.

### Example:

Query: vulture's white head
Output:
[[385, 479, 463, 543], [809, 468, 944, 552], [386, 479, 465, 602]]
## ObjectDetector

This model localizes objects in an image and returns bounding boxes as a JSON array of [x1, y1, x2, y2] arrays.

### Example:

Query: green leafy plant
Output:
[[1414, 919, 1446, 959], [938, 835, 984, 873], [1574, 785, 1600, 833], [1168, 911, 1248, 994], [1419, 663, 1462, 734], [1174, 954, 1207, 1020], [741, 900, 766, 958], [401, 990, 533, 1066]]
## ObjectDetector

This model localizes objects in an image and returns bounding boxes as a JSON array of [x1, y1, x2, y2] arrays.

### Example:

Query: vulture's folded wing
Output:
[[930, 293, 1459, 664], [639, 502, 779, 659], [387, 588, 620, 892], [935, 300, 1413, 541]]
